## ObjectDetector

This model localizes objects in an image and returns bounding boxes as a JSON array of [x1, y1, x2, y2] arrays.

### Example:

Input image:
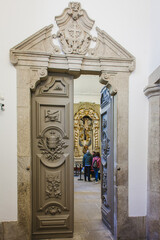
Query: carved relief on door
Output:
[[32, 73, 74, 239], [100, 86, 114, 234]]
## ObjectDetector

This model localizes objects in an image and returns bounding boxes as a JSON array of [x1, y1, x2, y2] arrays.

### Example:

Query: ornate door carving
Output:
[[101, 86, 114, 234], [31, 73, 74, 239]]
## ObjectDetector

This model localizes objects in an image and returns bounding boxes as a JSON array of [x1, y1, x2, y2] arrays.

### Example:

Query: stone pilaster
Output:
[[144, 66, 160, 240]]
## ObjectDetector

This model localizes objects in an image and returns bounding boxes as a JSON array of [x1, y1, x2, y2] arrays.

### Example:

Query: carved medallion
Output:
[[38, 129, 68, 161]]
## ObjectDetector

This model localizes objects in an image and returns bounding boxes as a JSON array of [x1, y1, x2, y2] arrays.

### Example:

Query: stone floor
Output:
[[54, 176, 113, 240]]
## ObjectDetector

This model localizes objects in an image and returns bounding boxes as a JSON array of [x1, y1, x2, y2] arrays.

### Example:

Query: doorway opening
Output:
[[73, 74, 116, 239]]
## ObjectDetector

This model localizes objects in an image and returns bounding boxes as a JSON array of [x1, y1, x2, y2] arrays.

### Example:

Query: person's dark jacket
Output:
[[83, 152, 92, 167]]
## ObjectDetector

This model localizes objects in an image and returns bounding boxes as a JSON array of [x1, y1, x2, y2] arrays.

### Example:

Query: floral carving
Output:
[[38, 130, 68, 161], [102, 171, 107, 190], [101, 131, 110, 165], [45, 206, 62, 215], [102, 171, 109, 208], [46, 173, 62, 199]]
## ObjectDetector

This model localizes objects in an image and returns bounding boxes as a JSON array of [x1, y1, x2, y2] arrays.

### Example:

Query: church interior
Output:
[[0, 1, 160, 240]]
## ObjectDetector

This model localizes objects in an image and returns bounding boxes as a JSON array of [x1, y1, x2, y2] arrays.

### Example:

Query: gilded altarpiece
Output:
[[74, 103, 100, 161]]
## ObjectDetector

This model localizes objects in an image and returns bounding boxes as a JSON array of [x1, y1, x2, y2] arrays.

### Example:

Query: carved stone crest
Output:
[[55, 2, 95, 55]]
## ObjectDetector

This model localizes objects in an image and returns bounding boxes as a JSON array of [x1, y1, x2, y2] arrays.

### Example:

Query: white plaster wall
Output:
[[149, 0, 160, 74], [74, 75, 102, 104], [0, 0, 158, 221]]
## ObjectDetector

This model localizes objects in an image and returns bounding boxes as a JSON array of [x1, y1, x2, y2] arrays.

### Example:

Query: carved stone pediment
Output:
[[10, 25, 60, 64], [88, 27, 134, 59], [10, 2, 135, 73]]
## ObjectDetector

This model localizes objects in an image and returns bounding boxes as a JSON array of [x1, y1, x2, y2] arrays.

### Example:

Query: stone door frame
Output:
[[144, 66, 160, 239], [10, 2, 147, 239]]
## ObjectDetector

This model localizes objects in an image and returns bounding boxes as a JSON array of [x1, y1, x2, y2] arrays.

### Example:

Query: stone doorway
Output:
[[9, 2, 143, 240]]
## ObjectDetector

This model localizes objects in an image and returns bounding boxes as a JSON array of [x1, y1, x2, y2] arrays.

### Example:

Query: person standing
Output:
[[83, 149, 92, 181], [92, 152, 101, 183]]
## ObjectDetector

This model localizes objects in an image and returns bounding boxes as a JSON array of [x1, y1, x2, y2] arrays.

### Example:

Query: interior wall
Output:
[[0, 0, 157, 221], [74, 75, 101, 104], [149, 0, 160, 73]]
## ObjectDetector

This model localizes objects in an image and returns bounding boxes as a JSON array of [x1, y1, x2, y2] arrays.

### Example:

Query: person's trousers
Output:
[[84, 166, 91, 181], [94, 168, 99, 182]]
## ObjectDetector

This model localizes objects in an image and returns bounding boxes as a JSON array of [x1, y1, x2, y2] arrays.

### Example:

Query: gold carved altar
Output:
[[74, 102, 100, 161]]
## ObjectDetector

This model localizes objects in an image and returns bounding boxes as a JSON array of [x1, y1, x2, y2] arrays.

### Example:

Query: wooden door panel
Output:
[[35, 99, 70, 138], [35, 154, 70, 211], [101, 86, 114, 234], [32, 73, 74, 239]]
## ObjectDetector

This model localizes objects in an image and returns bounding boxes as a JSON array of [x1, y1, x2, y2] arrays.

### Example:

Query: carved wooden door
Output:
[[31, 73, 74, 239], [101, 86, 114, 235]]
